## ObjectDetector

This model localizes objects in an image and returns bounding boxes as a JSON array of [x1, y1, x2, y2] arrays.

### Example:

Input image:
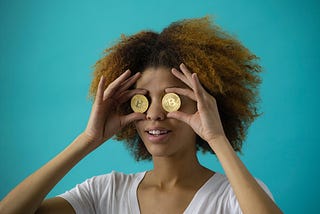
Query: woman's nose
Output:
[[146, 99, 166, 121]]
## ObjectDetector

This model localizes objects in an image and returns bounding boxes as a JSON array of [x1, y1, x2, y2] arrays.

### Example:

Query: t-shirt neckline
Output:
[[130, 171, 220, 213]]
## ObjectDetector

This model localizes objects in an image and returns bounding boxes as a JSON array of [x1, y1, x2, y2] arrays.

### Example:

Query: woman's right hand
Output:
[[83, 70, 146, 147]]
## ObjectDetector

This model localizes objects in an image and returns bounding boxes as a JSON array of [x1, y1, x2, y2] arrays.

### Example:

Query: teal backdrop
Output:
[[1, 0, 319, 213]]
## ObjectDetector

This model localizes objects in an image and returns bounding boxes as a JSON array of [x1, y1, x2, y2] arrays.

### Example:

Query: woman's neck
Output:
[[147, 153, 213, 188]]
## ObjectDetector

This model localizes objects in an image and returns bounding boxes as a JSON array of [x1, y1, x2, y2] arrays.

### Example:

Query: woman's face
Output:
[[134, 67, 197, 159]]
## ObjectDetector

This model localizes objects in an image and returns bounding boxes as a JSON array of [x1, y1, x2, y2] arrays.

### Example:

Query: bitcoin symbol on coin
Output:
[[162, 93, 181, 112], [135, 100, 143, 108], [131, 94, 149, 113], [167, 98, 176, 107]]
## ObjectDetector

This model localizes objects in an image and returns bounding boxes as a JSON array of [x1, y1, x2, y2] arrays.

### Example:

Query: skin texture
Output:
[[0, 70, 147, 214], [134, 67, 198, 159], [0, 15, 284, 213], [0, 64, 282, 213], [135, 67, 215, 213], [89, 16, 262, 160]]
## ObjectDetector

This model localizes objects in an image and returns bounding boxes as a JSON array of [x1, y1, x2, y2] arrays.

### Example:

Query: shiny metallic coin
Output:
[[162, 93, 181, 112], [131, 94, 149, 113]]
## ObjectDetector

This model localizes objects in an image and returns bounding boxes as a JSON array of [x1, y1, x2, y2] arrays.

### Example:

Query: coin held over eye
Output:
[[131, 94, 149, 113], [162, 93, 181, 112]]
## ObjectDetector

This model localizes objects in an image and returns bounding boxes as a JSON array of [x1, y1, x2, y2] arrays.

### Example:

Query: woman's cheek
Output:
[[180, 98, 197, 114], [134, 122, 143, 136]]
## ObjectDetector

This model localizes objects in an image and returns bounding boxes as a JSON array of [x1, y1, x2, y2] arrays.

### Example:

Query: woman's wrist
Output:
[[68, 133, 99, 155], [77, 132, 106, 151], [207, 135, 230, 152]]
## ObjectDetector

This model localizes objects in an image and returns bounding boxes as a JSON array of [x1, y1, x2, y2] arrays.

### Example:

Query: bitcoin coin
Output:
[[131, 94, 149, 113], [162, 93, 181, 112]]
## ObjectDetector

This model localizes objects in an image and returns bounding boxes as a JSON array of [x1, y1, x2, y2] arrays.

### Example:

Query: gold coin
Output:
[[131, 94, 149, 113], [162, 93, 181, 112]]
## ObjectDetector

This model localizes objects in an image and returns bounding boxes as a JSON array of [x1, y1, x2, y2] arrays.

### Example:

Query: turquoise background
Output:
[[1, 0, 319, 213]]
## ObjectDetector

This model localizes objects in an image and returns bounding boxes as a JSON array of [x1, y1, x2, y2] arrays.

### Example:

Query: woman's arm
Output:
[[0, 71, 145, 214], [209, 135, 281, 214], [0, 133, 95, 214], [167, 63, 283, 214]]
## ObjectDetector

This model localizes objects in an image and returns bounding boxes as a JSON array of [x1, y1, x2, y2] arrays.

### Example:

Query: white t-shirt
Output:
[[58, 171, 273, 214]]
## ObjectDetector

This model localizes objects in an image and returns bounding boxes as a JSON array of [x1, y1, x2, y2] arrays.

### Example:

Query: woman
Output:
[[0, 16, 283, 213]]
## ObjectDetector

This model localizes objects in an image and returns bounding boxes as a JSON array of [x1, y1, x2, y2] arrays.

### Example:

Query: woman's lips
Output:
[[145, 128, 171, 143]]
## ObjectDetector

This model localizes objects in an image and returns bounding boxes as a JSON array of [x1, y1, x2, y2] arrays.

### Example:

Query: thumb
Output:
[[167, 111, 191, 125], [121, 113, 145, 126]]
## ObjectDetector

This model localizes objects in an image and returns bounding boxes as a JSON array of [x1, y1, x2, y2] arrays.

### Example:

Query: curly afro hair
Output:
[[89, 16, 262, 161]]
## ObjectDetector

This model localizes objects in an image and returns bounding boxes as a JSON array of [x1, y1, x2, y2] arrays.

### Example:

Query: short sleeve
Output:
[[58, 174, 112, 214], [256, 179, 274, 201], [226, 178, 275, 213]]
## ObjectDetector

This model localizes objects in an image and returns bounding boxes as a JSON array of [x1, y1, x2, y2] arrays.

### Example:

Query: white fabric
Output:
[[58, 171, 273, 214]]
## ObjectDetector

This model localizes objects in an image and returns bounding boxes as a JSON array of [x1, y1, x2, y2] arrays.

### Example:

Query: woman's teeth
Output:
[[148, 130, 169, 136]]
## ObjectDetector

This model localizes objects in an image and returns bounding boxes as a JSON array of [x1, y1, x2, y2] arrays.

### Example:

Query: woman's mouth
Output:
[[147, 130, 170, 136], [145, 128, 171, 142]]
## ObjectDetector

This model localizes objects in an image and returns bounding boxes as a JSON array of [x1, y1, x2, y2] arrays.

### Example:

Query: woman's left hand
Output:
[[166, 63, 226, 144]]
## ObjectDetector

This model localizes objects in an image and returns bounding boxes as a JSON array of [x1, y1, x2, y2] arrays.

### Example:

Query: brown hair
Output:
[[89, 16, 261, 161]]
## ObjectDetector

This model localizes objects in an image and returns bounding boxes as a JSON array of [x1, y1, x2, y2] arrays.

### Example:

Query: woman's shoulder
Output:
[[185, 172, 274, 213], [58, 171, 146, 213], [205, 172, 273, 200], [87, 171, 146, 181], [59, 171, 146, 198], [84, 170, 146, 187], [204, 172, 231, 193]]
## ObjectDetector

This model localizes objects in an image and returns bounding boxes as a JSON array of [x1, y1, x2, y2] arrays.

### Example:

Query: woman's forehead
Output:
[[136, 67, 186, 89]]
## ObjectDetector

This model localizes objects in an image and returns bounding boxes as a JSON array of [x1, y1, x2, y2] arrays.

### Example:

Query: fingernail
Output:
[[193, 73, 198, 80]]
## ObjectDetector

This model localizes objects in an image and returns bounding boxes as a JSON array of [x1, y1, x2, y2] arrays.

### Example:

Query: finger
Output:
[[121, 112, 146, 125], [165, 87, 196, 101], [104, 70, 132, 97], [106, 73, 141, 101], [192, 73, 206, 101], [167, 111, 192, 125], [117, 88, 147, 104], [119, 72, 141, 90], [171, 68, 193, 89], [191, 73, 215, 112], [95, 76, 106, 104], [113, 69, 132, 85], [119, 72, 139, 86], [179, 63, 194, 85]]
